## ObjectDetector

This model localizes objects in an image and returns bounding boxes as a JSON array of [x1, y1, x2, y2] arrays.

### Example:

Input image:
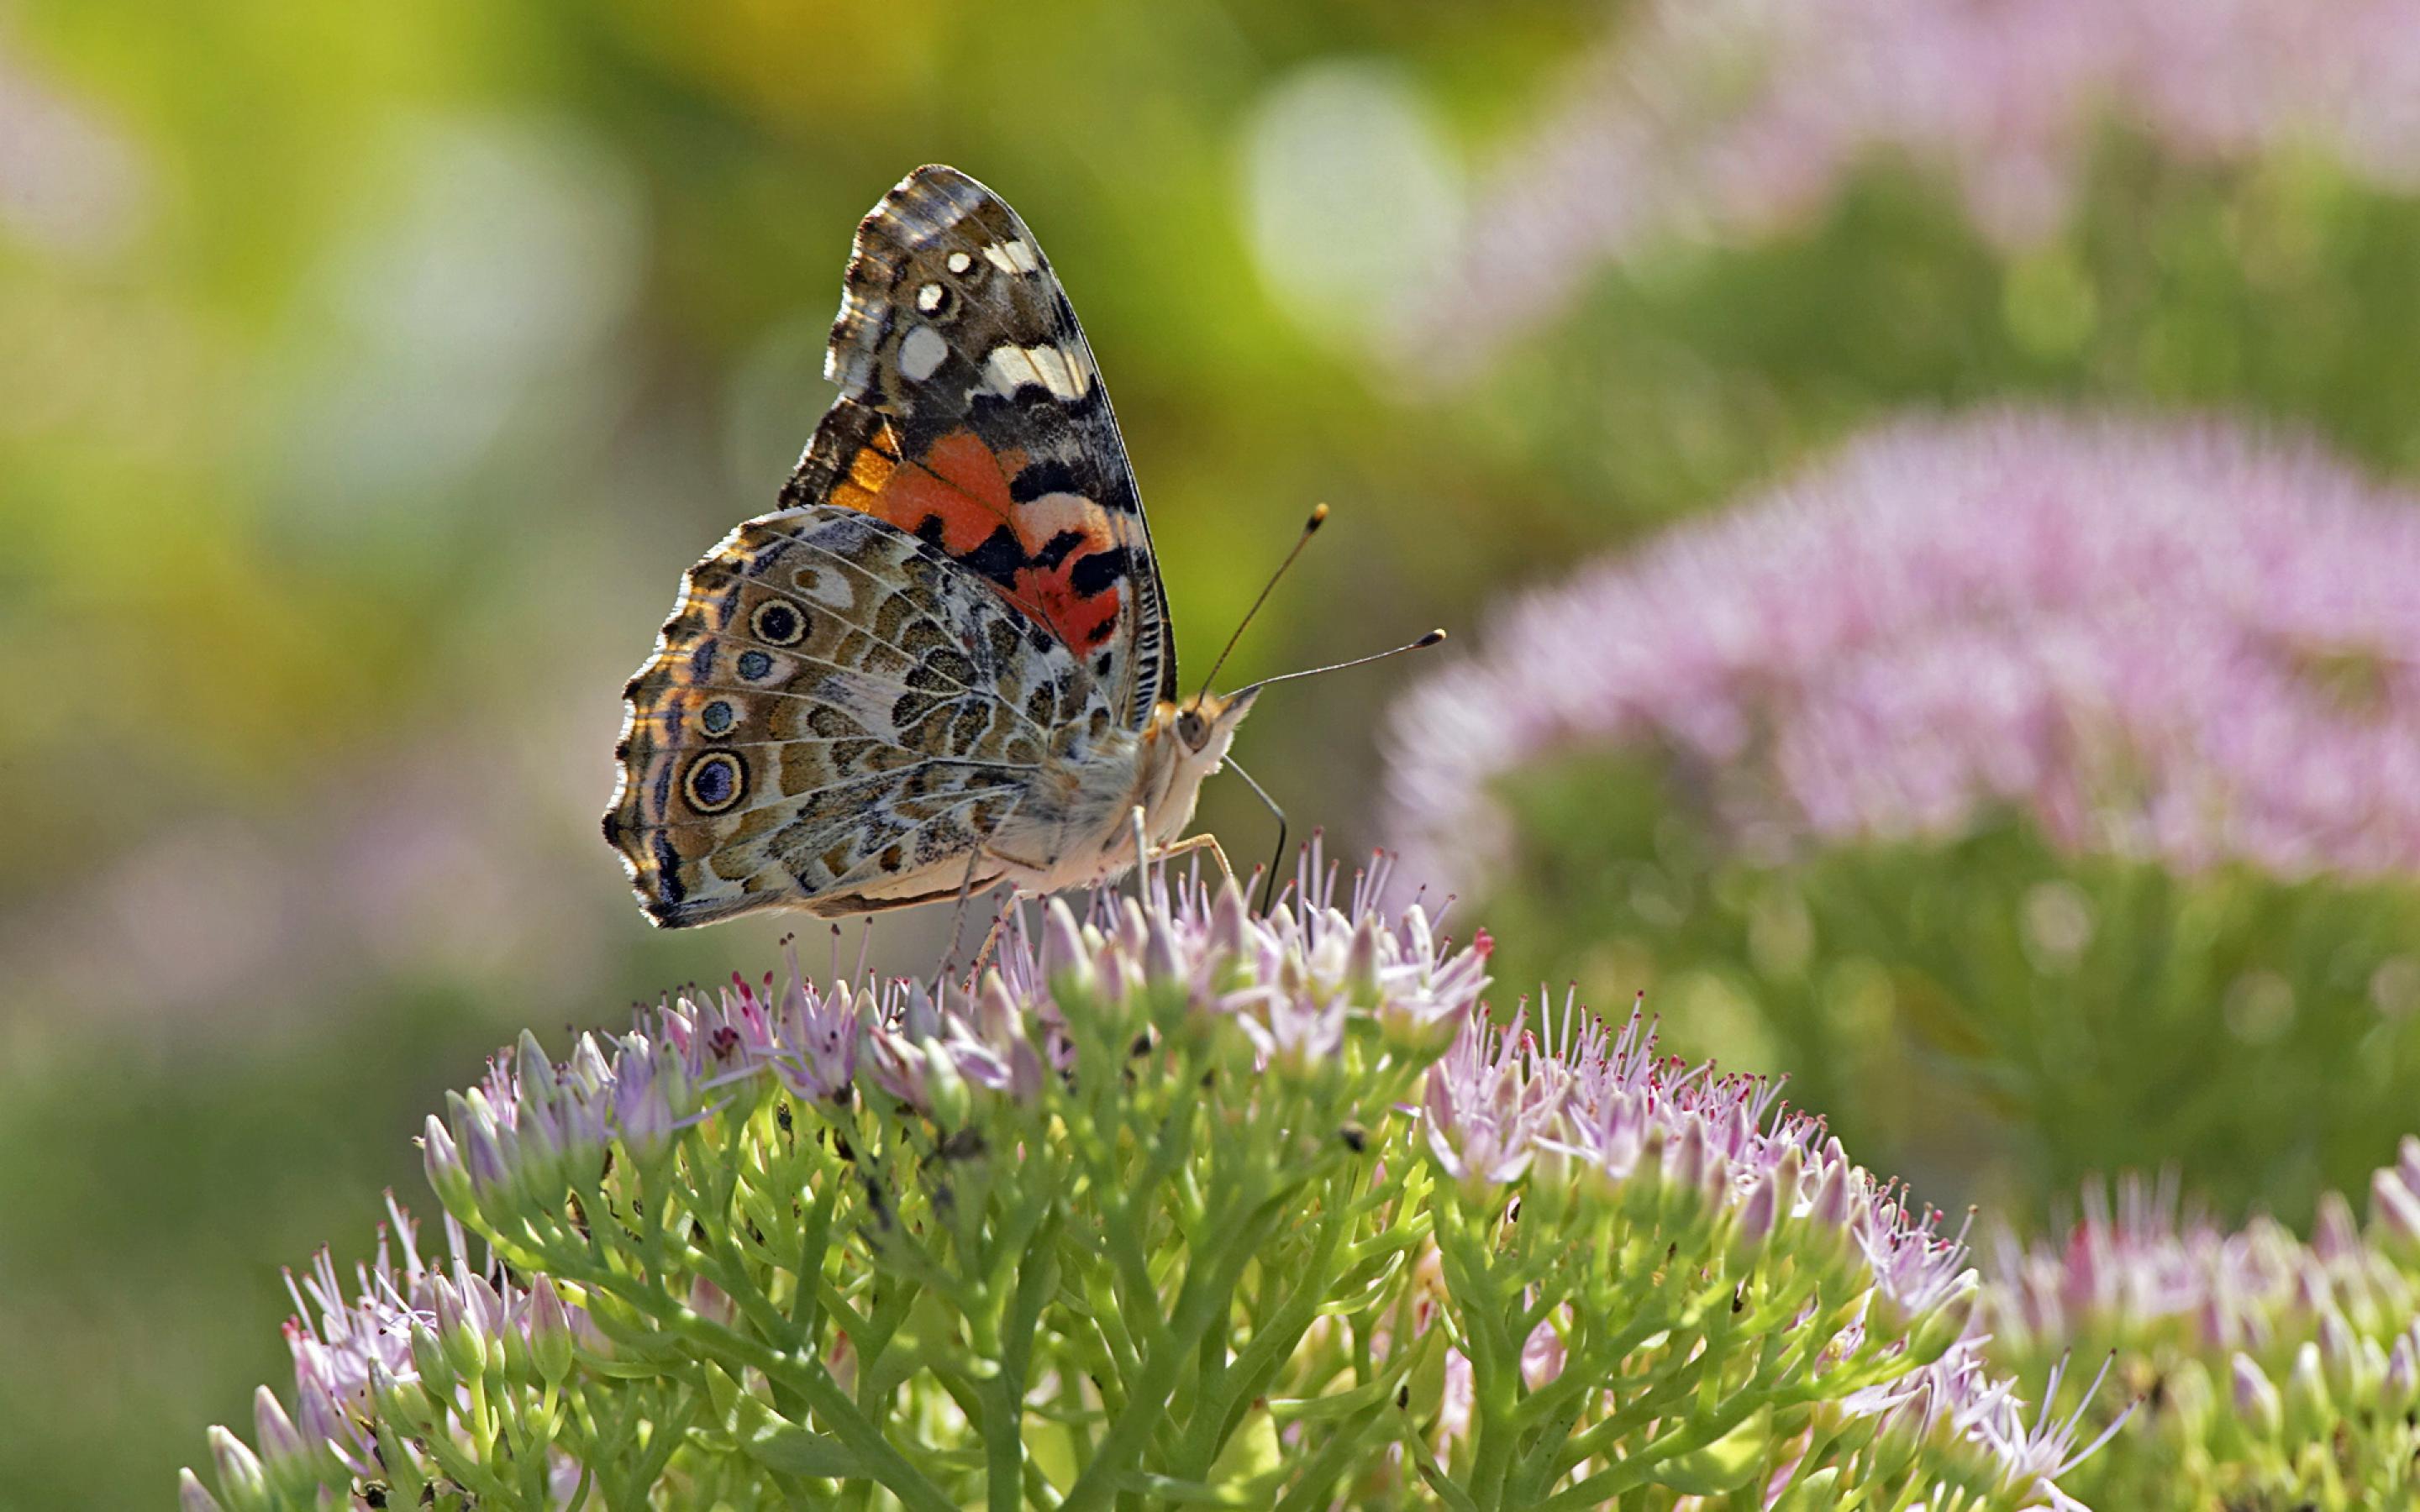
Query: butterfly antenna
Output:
[[1197, 503, 1328, 701], [1235, 628, 1447, 696], [1217, 630, 1444, 910], [1224, 758, 1287, 914]]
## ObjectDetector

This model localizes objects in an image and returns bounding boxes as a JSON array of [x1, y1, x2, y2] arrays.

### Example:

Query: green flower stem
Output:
[[1057, 1185, 1288, 1512], [787, 1170, 840, 1341], [1054, 1269, 1134, 1419], [1433, 1209, 1528, 1509], [621, 1389, 699, 1511], [989, 1209, 1062, 1512], [1270, 1399, 1392, 1512], [522, 1221, 957, 1512], [1534, 1383, 1771, 1511], [1403, 1406, 1486, 1512], [666, 1309, 955, 1512], [411, 1395, 515, 1509], [850, 1266, 922, 1411], [1174, 1163, 1359, 1476], [1551, 1327, 1733, 1483]]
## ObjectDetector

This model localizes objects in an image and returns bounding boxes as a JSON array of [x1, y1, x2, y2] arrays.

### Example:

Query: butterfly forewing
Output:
[[783, 165, 1174, 731]]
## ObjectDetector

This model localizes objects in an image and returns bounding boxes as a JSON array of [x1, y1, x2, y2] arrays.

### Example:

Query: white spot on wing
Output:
[[945, 250, 974, 275], [897, 323, 948, 381], [983, 239, 1041, 275], [981, 341, 1093, 402], [914, 281, 946, 314]]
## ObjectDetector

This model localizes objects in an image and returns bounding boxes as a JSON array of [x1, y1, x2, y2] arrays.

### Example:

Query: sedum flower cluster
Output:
[[1384, 410, 2420, 898], [182, 859, 2089, 1510], [1376, 410, 2420, 1221], [1395, 0, 2420, 379], [1986, 1146, 2420, 1509]]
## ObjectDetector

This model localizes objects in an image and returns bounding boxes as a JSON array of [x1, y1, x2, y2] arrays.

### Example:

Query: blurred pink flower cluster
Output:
[[1989, 1147, 2420, 1419], [1984, 1151, 2420, 1364], [1381, 410, 2420, 894], [1404, 0, 2420, 376]]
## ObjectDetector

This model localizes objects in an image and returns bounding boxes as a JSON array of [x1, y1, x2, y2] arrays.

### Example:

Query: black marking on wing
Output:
[[1070, 547, 1129, 599], [1009, 458, 1086, 502]]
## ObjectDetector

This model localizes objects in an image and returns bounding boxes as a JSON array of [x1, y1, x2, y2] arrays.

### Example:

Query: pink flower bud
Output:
[[2233, 1352, 2281, 1438], [177, 1468, 226, 1512]]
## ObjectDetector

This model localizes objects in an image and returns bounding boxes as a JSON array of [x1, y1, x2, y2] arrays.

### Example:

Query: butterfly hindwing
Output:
[[781, 165, 1175, 732], [606, 506, 1112, 926]]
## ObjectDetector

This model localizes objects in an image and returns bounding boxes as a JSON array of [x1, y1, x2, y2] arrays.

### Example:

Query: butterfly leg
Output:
[[940, 840, 1015, 989], [964, 893, 1019, 987], [1149, 832, 1239, 893]]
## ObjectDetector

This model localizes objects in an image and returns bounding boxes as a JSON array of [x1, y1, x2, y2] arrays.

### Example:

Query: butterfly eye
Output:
[[1176, 710, 1207, 748]]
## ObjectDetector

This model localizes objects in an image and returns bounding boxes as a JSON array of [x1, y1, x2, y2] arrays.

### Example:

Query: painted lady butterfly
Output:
[[604, 165, 1265, 927]]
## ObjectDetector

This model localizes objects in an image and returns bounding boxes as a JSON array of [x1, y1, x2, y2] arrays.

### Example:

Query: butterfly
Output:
[[603, 165, 1263, 928]]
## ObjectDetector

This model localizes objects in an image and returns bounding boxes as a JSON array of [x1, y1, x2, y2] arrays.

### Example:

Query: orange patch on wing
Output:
[[833, 424, 1128, 654], [1018, 561, 1123, 648], [881, 428, 1016, 551]]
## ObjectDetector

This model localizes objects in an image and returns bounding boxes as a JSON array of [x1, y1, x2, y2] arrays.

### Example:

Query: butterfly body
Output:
[[985, 687, 1259, 898], [605, 165, 1254, 927]]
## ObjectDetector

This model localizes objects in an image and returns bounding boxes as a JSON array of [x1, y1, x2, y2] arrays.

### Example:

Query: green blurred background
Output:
[[11, 0, 2420, 1503]]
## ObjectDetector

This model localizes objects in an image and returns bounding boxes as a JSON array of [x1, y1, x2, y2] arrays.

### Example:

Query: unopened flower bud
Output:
[[1768, 1142, 1803, 1213], [432, 1277, 489, 1383], [2374, 1167, 2420, 1251], [1097, 941, 1134, 1006], [2314, 1191, 2360, 1260], [250, 1388, 305, 1477], [2318, 1310, 2363, 1404], [2284, 1341, 2330, 1441], [1207, 879, 1249, 964], [1042, 897, 1097, 1001], [409, 1315, 455, 1399], [498, 1297, 534, 1382], [564, 1289, 616, 1368], [1631, 1121, 1668, 1193], [178, 1468, 226, 1512], [292, 1374, 346, 1461], [1524, 1141, 1578, 1227], [2389, 1335, 2420, 1416], [446, 1090, 513, 1205], [569, 1032, 613, 1096], [1143, 911, 1183, 985], [923, 1042, 973, 1129], [1731, 1168, 1780, 1268], [421, 1115, 475, 1219], [611, 1044, 677, 1167], [368, 1357, 434, 1434], [1699, 1146, 1733, 1215], [206, 1426, 266, 1507], [517, 1030, 562, 1108], [1344, 911, 1383, 1006], [1670, 1116, 1708, 1194], [529, 1275, 576, 1386], [2233, 1352, 2282, 1440], [1869, 1378, 1933, 1480], [1806, 1161, 1850, 1245]]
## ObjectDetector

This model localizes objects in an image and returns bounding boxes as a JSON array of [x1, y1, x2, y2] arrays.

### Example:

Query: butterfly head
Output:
[[1160, 685, 1260, 769]]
